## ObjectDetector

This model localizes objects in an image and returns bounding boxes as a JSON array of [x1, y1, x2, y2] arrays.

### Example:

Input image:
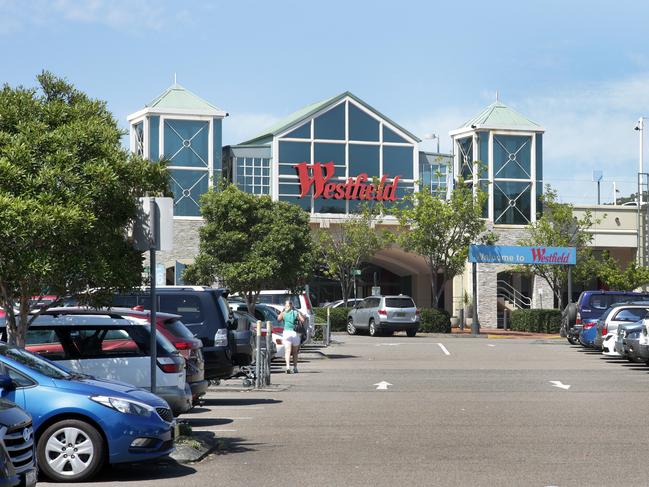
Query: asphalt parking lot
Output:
[[45, 333, 649, 487]]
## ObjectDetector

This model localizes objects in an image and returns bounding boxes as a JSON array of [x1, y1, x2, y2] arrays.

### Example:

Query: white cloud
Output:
[[0, 0, 180, 34]]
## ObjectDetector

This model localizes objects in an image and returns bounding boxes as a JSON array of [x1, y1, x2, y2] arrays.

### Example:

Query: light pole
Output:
[[424, 133, 440, 153], [635, 117, 645, 205]]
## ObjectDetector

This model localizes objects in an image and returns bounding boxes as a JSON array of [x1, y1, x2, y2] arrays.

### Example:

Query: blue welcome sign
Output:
[[468, 245, 576, 265]]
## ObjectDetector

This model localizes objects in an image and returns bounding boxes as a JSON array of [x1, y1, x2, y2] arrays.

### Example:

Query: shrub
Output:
[[419, 308, 451, 333], [314, 307, 351, 332], [509, 309, 561, 334]]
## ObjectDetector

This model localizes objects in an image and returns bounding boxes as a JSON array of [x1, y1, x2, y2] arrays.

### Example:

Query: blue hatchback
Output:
[[0, 343, 175, 482]]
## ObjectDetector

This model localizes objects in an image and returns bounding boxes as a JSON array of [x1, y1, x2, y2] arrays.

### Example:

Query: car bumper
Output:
[[202, 348, 235, 380], [104, 414, 176, 465], [156, 384, 192, 416], [636, 343, 649, 361], [377, 321, 420, 332], [626, 337, 642, 361], [602, 334, 620, 356], [189, 379, 209, 402]]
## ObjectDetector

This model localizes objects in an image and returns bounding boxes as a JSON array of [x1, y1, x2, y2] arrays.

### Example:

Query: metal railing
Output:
[[496, 280, 531, 309]]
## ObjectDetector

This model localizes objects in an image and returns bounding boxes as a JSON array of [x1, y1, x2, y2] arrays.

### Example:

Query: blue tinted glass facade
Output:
[[314, 103, 345, 140], [212, 118, 223, 182], [234, 157, 271, 195], [383, 146, 413, 179], [149, 116, 159, 160], [383, 125, 408, 143], [164, 120, 209, 167], [349, 144, 380, 176], [349, 104, 379, 141], [493, 181, 532, 225], [169, 169, 209, 217], [458, 137, 473, 180], [134, 122, 144, 156], [314, 142, 345, 166], [283, 123, 311, 139], [493, 135, 531, 179]]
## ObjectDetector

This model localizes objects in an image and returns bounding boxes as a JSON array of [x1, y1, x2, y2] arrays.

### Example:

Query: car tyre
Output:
[[567, 336, 578, 345], [347, 318, 357, 335], [406, 329, 417, 337], [37, 419, 105, 482], [369, 319, 379, 337]]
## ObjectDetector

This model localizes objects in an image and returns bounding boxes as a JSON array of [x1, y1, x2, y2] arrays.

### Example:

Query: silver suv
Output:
[[347, 295, 420, 337]]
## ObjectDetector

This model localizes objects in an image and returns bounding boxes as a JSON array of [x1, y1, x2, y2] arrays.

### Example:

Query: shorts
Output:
[[283, 330, 301, 346]]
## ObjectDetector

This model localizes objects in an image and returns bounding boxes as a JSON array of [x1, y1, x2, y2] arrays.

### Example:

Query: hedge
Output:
[[509, 308, 561, 333], [315, 306, 451, 333]]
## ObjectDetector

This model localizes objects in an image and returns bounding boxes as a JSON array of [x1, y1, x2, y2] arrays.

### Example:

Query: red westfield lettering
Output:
[[531, 247, 570, 264], [294, 161, 400, 201]]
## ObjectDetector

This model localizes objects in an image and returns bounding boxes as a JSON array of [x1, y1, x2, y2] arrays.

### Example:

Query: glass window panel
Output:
[[134, 122, 144, 156], [493, 181, 531, 225], [349, 144, 380, 176], [314, 197, 346, 214], [314, 142, 345, 166], [383, 146, 413, 179], [478, 131, 489, 163], [314, 103, 345, 140], [493, 135, 531, 179], [279, 164, 299, 176], [349, 103, 379, 141], [458, 137, 473, 179], [282, 122, 311, 139], [279, 141, 310, 164], [279, 195, 311, 211], [383, 125, 408, 143], [164, 120, 209, 167], [169, 169, 209, 217], [279, 183, 301, 195]]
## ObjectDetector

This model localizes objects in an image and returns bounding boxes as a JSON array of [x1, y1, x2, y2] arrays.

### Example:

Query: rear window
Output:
[[161, 319, 195, 340], [587, 293, 649, 311], [257, 294, 301, 309], [613, 308, 648, 322], [385, 298, 416, 308], [158, 295, 204, 324]]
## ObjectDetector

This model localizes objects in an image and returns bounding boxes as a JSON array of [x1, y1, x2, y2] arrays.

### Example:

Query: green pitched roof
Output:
[[145, 83, 226, 115], [458, 101, 542, 131], [239, 91, 420, 145]]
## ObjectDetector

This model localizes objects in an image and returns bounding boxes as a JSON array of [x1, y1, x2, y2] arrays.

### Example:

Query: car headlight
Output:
[[90, 395, 153, 417]]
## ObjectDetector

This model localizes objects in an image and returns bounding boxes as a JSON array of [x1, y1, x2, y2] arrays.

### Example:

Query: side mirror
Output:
[[0, 375, 16, 391], [227, 320, 238, 331]]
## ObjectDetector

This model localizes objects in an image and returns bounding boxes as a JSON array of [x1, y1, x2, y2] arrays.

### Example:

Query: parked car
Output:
[[347, 295, 420, 337], [113, 287, 246, 380], [229, 303, 285, 359], [0, 398, 37, 487], [0, 309, 192, 416], [614, 321, 644, 359], [231, 310, 278, 360], [256, 290, 315, 342], [593, 303, 649, 350], [636, 318, 649, 363], [0, 343, 175, 482], [564, 291, 649, 345], [324, 299, 363, 308], [120, 308, 208, 405]]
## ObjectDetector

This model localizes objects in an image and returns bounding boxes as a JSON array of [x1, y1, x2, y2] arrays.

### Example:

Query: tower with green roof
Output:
[[449, 100, 544, 225]]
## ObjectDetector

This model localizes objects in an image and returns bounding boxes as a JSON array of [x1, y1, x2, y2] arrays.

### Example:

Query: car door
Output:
[[353, 299, 367, 328]]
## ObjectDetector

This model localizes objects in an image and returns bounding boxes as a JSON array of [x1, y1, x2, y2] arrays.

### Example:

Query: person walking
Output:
[[277, 299, 305, 374]]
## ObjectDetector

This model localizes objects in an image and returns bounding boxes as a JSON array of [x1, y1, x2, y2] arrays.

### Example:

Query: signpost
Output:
[[468, 245, 576, 334]]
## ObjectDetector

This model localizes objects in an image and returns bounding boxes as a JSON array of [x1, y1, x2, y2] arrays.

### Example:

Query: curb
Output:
[[171, 431, 217, 464]]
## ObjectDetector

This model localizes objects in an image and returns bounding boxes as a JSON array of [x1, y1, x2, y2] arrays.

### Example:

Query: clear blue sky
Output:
[[2, 0, 649, 203]]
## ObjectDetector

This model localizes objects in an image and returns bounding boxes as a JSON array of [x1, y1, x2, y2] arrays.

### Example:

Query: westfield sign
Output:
[[294, 162, 401, 201]]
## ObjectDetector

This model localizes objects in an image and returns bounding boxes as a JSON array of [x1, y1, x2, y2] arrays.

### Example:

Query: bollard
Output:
[[326, 307, 331, 346], [255, 320, 262, 388], [503, 309, 508, 331], [265, 321, 272, 386]]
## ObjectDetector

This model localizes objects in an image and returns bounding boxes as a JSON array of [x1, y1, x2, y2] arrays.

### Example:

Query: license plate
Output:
[[24, 469, 37, 486], [396, 312, 405, 317]]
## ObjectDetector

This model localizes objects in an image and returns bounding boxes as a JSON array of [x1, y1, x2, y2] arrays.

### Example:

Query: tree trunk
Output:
[[340, 274, 351, 306], [430, 273, 438, 309]]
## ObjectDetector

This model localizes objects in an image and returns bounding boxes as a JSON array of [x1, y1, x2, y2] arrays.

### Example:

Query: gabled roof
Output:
[[128, 83, 227, 120], [238, 91, 421, 145], [455, 101, 543, 132]]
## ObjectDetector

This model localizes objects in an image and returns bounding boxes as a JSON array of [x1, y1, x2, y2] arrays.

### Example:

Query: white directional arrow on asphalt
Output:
[[374, 381, 392, 390], [549, 380, 571, 390]]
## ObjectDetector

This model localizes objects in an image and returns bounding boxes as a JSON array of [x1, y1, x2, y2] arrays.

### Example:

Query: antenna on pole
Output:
[[496, 90, 500, 102], [174, 73, 177, 84]]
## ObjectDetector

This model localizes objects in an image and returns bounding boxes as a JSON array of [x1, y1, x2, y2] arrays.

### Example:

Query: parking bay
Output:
[[43, 335, 649, 487]]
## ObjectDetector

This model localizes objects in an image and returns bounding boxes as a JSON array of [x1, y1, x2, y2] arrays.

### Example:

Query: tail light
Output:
[[157, 357, 182, 373], [416, 309, 421, 316], [583, 322, 595, 330], [575, 312, 582, 325], [132, 305, 145, 311], [173, 340, 195, 359], [272, 327, 284, 334], [378, 310, 387, 316], [602, 325, 608, 335], [303, 293, 313, 312]]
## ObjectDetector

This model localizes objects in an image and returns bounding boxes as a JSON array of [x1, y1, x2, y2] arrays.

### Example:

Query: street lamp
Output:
[[634, 117, 645, 205], [424, 133, 440, 153]]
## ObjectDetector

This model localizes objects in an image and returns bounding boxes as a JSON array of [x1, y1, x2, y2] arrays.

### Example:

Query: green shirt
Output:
[[283, 310, 298, 332]]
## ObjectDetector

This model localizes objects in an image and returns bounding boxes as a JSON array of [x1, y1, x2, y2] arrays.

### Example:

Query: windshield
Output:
[[257, 294, 301, 309], [0, 344, 70, 379]]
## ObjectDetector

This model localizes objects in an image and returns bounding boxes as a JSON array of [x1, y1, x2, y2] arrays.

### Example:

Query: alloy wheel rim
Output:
[[45, 427, 94, 476], [347, 320, 355, 334]]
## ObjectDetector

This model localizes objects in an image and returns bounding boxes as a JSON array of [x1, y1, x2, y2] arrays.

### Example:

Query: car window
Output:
[[257, 294, 301, 309], [161, 319, 195, 340], [24, 329, 68, 360], [385, 298, 416, 308], [217, 296, 230, 323], [366, 298, 380, 308], [0, 345, 70, 379], [60, 326, 176, 359], [158, 295, 204, 324], [613, 308, 648, 322], [588, 294, 608, 310], [0, 364, 35, 388]]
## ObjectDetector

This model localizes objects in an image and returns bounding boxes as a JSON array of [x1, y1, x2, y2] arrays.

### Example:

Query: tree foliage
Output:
[[0, 72, 169, 345], [313, 205, 392, 305], [393, 180, 490, 308], [596, 255, 649, 290], [183, 185, 314, 313], [517, 187, 595, 309]]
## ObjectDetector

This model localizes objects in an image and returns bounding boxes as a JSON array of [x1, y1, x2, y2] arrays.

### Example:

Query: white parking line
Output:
[[437, 343, 450, 355], [224, 417, 253, 420], [200, 428, 238, 433]]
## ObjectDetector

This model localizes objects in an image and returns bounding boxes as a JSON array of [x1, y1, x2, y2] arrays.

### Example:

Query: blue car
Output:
[[0, 342, 175, 482]]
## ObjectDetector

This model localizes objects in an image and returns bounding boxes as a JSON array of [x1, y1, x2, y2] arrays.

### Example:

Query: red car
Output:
[[121, 307, 209, 404]]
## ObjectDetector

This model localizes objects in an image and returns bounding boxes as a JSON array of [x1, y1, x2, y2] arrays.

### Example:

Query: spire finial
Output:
[[496, 90, 499, 102], [174, 72, 177, 84]]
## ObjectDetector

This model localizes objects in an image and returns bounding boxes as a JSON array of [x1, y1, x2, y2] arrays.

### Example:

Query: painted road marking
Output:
[[487, 344, 496, 347], [200, 428, 238, 433], [223, 417, 254, 420], [374, 381, 393, 390], [549, 380, 571, 390], [437, 343, 450, 355]]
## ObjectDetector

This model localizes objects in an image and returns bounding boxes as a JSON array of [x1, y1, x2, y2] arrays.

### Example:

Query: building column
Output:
[[531, 276, 554, 309], [477, 263, 498, 328]]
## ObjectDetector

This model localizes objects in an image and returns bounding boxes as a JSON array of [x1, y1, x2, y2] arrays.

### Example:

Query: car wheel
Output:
[[406, 329, 417, 337], [37, 419, 104, 482], [347, 318, 357, 335], [369, 319, 379, 337], [567, 336, 578, 345]]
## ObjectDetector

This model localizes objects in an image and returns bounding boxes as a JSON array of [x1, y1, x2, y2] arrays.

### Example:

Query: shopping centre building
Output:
[[127, 84, 642, 327]]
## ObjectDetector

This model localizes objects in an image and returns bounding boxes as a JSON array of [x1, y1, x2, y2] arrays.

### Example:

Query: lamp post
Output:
[[635, 117, 645, 205], [424, 133, 440, 153]]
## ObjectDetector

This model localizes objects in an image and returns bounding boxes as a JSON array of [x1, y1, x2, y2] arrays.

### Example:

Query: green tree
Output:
[[313, 205, 393, 305], [596, 255, 649, 290], [0, 72, 169, 346], [183, 185, 314, 313], [393, 180, 490, 308], [517, 187, 596, 309]]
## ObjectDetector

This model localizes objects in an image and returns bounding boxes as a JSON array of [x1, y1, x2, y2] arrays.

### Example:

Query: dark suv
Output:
[[113, 287, 252, 380], [0, 398, 37, 487]]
